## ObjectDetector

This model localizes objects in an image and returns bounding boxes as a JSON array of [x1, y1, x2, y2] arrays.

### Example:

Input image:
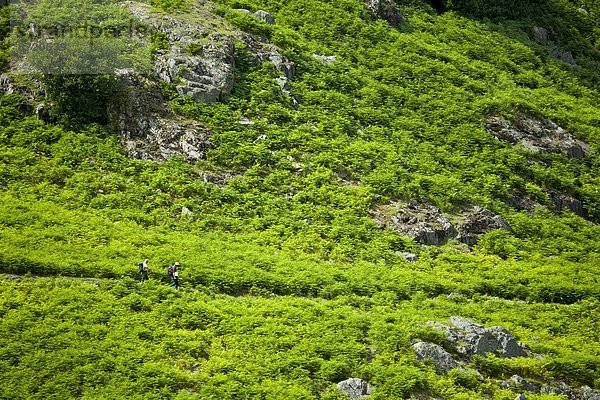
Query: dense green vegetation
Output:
[[1, 0, 600, 398]]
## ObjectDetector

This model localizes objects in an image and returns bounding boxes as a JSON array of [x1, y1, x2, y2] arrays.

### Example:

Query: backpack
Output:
[[138, 262, 144, 273]]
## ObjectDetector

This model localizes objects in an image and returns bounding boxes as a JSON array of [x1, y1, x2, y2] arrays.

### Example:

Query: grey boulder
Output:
[[413, 342, 459, 373], [441, 317, 528, 359], [337, 378, 374, 399], [254, 10, 275, 25], [364, 0, 404, 27]]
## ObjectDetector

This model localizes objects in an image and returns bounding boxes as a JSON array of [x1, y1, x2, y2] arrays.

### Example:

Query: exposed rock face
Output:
[[438, 317, 528, 359], [501, 376, 600, 400], [502, 375, 543, 394], [375, 202, 511, 246], [486, 114, 590, 159], [364, 0, 404, 27], [109, 69, 212, 162], [548, 192, 586, 218], [337, 378, 374, 399], [456, 206, 512, 245], [413, 342, 459, 373], [109, 3, 294, 161], [375, 201, 455, 245], [129, 3, 235, 103]]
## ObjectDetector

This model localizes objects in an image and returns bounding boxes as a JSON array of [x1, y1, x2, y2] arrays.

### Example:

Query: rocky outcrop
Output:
[[456, 206, 512, 246], [109, 69, 212, 162], [501, 375, 600, 400], [374, 201, 455, 245], [128, 2, 235, 103], [337, 378, 374, 399], [486, 114, 590, 159], [502, 375, 543, 394], [364, 0, 404, 27], [413, 342, 459, 373], [437, 317, 528, 359], [548, 192, 586, 218], [374, 201, 511, 246], [109, 2, 295, 161]]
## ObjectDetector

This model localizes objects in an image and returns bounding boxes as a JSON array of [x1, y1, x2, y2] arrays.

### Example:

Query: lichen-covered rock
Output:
[[486, 114, 590, 159], [337, 378, 374, 399], [439, 317, 528, 359], [413, 342, 459, 373], [501, 375, 542, 394], [374, 201, 455, 245], [109, 69, 212, 162], [128, 2, 235, 103], [254, 10, 275, 25], [456, 206, 512, 245], [364, 0, 404, 27]]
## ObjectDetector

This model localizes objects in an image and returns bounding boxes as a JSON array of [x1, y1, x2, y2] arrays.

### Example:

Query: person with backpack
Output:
[[168, 261, 180, 289], [138, 258, 150, 282]]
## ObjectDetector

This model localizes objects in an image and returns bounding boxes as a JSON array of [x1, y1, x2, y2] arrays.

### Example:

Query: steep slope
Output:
[[1, 0, 600, 398]]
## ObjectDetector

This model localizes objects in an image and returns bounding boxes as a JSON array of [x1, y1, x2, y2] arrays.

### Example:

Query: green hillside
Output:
[[1, 0, 599, 398]]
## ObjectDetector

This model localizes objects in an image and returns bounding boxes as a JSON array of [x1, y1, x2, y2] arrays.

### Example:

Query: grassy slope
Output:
[[1, 0, 600, 398]]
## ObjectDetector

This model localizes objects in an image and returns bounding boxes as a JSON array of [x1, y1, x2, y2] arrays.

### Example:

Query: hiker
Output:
[[168, 261, 180, 288], [138, 258, 150, 282], [172, 268, 180, 289]]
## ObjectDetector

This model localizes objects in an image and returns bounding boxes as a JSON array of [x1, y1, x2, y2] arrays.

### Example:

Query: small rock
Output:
[[501, 375, 541, 394], [413, 342, 459, 373], [181, 207, 193, 217], [447, 292, 466, 302], [515, 395, 528, 400], [254, 10, 275, 25], [238, 118, 255, 126], [337, 378, 374, 399], [397, 252, 418, 262], [532, 26, 549, 45], [364, 0, 404, 27], [312, 54, 337, 65]]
